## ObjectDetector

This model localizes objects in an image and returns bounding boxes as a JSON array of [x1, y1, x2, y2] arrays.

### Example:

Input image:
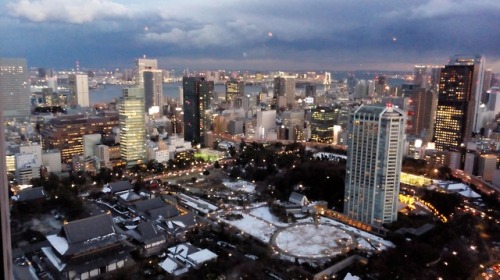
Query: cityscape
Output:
[[1, 1, 500, 280]]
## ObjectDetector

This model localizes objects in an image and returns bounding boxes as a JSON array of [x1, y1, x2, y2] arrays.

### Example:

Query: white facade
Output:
[[344, 105, 406, 226], [20, 142, 42, 167], [42, 150, 62, 173], [69, 74, 89, 107], [256, 110, 276, 139], [15, 153, 39, 183], [83, 134, 102, 157], [0, 58, 31, 118]]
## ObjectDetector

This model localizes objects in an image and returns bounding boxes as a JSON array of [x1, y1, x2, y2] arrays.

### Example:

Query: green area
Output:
[[194, 152, 219, 162]]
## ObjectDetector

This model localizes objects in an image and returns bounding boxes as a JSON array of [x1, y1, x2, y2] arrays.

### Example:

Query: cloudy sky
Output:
[[1, 0, 500, 71]]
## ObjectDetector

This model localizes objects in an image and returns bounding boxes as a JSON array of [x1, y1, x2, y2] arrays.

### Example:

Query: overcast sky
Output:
[[1, 0, 500, 72]]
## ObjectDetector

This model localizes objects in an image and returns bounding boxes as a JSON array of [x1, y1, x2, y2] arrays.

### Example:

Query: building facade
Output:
[[41, 114, 119, 163], [0, 110, 13, 279], [135, 57, 158, 87], [434, 64, 476, 159], [225, 80, 244, 102], [273, 76, 296, 109], [143, 70, 163, 114], [310, 107, 338, 143], [119, 88, 146, 166], [0, 58, 31, 118], [182, 77, 214, 144], [412, 89, 437, 142], [69, 74, 89, 107], [344, 105, 406, 226]]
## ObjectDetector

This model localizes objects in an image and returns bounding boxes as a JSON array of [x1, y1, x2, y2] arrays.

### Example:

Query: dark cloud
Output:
[[2, 0, 500, 71]]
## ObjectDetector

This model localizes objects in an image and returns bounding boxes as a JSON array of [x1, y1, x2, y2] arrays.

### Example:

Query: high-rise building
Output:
[[41, 113, 119, 163], [182, 77, 213, 144], [412, 89, 437, 142], [135, 57, 158, 87], [483, 69, 493, 96], [69, 73, 89, 107], [448, 54, 485, 132], [273, 76, 295, 109], [414, 65, 428, 89], [119, 88, 146, 166], [310, 107, 339, 143], [1, 110, 13, 279], [434, 64, 476, 156], [305, 84, 317, 98], [375, 75, 387, 96], [344, 105, 406, 226], [429, 66, 443, 92], [0, 58, 31, 118], [143, 70, 163, 114], [225, 80, 244, 102]]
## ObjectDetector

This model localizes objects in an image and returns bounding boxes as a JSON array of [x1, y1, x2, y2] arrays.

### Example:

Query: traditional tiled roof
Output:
[[133, 197, 165, 213], [148, 205, 180, 220], [136, 221, 165, 244], [63, 214, 115, 244], [107, 181, 134, 194]]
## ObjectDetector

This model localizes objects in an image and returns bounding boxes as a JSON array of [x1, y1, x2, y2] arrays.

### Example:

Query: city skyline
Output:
[[1, 0, 500, 71]]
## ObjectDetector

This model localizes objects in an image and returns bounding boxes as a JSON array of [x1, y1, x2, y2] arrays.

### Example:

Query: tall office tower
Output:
[[434, 64, 476, 158], [69, 73, 89, 107], [448, 54, 485, 132], [414, 65, 428, 89], [135, 57, 158, 87], [412, 89, 437, 142], [273, 76, 296, 109], [310, 107, 338, 143], [119, 88, 146, 166], [483, 69, 493, 96], [41, 113, 119, 163], [374, 75, 388, 96], [305, 83, 317, 98], [0, 111, 13, 280], [182, 77, 214, 144], [0, 58, 31, 118], [429, 66, 443, 91], [143, 70, 163, 114], [354, 80, 369, 99], [225, 80, 244, 102], [344, 105, 406, 226]]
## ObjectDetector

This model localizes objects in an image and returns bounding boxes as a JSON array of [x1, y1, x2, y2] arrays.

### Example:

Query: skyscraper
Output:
[[143, 70, 163, 114], [344, 105, 405, 226], [225, 80, 244, 102], [69, 73, 89, 107], [1, 109, 13, 280], [0, 58, 31, 118], [183, 77, 213, 144], [412, 89, 437, 142], [135, 57, 158, 87], [434, 64, 475, 156], [119, 88, 146, 166], [448, 54, 485, 132], [273, 76, 295, 109], [414, 65, 428, 89], [310, 107, 338, 143]]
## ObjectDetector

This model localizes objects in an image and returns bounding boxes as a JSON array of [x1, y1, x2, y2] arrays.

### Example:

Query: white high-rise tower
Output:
[[69, 73, 89, 107], [0, 58, 31, 118], [344, 105, 406, 226]]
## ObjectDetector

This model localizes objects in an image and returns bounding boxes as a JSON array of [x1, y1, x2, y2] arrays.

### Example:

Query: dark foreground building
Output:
[[42, 214, 133, 279]]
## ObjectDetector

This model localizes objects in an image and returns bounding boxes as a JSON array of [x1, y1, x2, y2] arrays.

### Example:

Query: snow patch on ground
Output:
[[274, 224, 353, 258], [221, 211, 276, 243], [222, 180, 256, 193], [249, 207, 288, 227]]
